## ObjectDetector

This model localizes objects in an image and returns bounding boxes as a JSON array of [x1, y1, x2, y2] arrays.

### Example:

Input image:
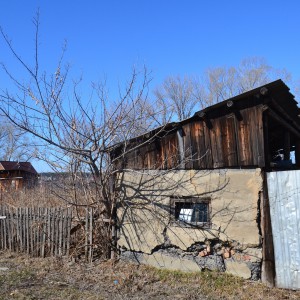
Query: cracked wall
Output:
[[117, 168, 263, 279]]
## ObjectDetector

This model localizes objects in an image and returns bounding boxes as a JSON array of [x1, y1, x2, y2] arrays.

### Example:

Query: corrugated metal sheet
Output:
[[267, 170, 300, 289]]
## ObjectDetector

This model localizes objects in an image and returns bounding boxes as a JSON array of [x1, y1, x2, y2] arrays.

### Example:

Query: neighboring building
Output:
[[111, 80, 300, 289], [0, 161, 38, 190]]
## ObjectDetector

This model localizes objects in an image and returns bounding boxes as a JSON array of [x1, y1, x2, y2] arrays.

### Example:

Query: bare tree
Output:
[[153, 75, 200, 123], [0, 120, 36, 161], [0, 12, 160, 258], [202, 57, 291, 105], [155, 57, 292, 122]]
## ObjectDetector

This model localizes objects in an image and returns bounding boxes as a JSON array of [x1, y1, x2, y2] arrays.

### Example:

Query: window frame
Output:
[[170, 196, 211, 228]]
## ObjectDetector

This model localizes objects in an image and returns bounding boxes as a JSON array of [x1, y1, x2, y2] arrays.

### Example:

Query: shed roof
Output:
[[0, 161, 38, 174], [112, 79, 300, 149]]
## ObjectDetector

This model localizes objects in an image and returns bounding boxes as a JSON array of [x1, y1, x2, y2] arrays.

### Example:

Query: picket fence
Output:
[[0, 206, 96, 260]]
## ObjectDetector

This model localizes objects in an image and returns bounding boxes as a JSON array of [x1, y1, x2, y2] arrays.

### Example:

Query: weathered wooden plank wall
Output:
[[0, 206, 99, 262], [0, 206, 72, 257], [123, 105, 265, 170]]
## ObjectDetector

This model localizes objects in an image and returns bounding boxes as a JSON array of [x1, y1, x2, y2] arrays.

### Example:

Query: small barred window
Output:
[[170, 197, 210, 227]]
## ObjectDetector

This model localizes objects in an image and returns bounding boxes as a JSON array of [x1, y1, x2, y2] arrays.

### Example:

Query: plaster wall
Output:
[[117, 168, 263, 278]]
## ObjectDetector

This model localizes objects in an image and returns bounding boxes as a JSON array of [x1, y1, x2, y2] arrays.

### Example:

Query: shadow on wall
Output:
[[116, 167, 263, 280]]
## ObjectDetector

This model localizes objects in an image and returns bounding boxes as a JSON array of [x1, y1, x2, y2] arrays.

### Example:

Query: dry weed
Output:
[[0, 251, 300, 300]]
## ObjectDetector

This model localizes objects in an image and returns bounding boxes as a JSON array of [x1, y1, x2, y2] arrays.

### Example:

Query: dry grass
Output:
[[0, 251, 299, 300], [0, 176, 99, 208]]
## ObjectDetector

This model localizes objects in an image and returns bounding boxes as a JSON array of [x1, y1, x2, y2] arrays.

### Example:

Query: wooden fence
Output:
[[0, 206, 99, 261]]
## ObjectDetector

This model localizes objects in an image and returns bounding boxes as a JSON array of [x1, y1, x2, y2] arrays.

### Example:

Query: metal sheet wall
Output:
[[267, 170, 300, 289]]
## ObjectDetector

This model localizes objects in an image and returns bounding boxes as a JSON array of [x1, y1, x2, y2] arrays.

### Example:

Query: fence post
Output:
[[89, 207, 93, 263]]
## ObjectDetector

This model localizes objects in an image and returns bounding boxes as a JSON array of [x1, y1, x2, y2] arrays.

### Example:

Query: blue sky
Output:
[[1, 1, 300, 87], [0, 0, 300, 171]]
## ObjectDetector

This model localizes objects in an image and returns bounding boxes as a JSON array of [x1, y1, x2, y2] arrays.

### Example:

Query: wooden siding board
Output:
[[161, 133, 179, 169], [147, 144, 155, 169], [160, 137, 167, 169], [190, 120, 208, 169], [203, 122, 213, 168], [256, 106, 265, 167], [220, 116, 238, 166], [154, 140, 163, 169], [171, 132, 180, 168], [236, 109, 253, 166], [188, 120, 214, 169], [249, 109, 259, 166], [209, 119, 224, 168], [190, 121, 201, 169], [250, 106, 265, 166], [182, 124, 193, 169], [235, 106, 264, 167]]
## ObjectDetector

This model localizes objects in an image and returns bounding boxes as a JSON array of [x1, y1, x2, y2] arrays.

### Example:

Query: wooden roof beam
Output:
[[195, 111, 213, 129]]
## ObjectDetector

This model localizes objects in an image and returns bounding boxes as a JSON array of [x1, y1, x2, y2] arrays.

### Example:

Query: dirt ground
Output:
[[1, 251, 300, 300]]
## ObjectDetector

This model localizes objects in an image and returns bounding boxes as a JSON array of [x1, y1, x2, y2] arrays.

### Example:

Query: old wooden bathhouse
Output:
[[113, 80, 300, 289], [114, 79, 300, 171]]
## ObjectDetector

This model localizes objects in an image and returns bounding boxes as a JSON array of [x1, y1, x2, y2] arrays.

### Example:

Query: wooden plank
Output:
[[236, 108, 253, 166], [256, 106, 265, 167], [245, 106, 265, 167], [20, 208, 23, 252], [160, 136, 167, 169], [30, 207, 34, 256], [203, 121, 213, 168], [35, 207, 38, 256], [7, 207, 12, 251], [22, 207, 26, 252], [26, 207, 30, 255], [209, 119, 224, 168], [154, 139, 163, 169], [162, 133, 178, 169], [190, 120, 212, 169], [248, 108, 258, 166], [59, 209, 63, 256], [170, 133, 179, 169], [150, 143, 158, 169], [16, 208, 19, 252], [34, 208, 38, 256], [41, 208, 46, 258], [85, 207, 89, 261], [3, 206, 7, 250], [55, 208, 60, 256], [13, 208, 17, 251], [221, 116, 238, 166], [189, 122, 200, 169], [48, 208, 52, 256], [263, 113, 270, 168], [182, 124, 193, 169], [62, 209, 66, 256], [51, 208, 55, 256], [66, 208, 71, 256], [89, 207, 93, 262]]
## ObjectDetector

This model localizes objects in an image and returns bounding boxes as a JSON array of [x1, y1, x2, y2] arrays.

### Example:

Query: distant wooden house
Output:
[[0, 161, 38, 190]]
